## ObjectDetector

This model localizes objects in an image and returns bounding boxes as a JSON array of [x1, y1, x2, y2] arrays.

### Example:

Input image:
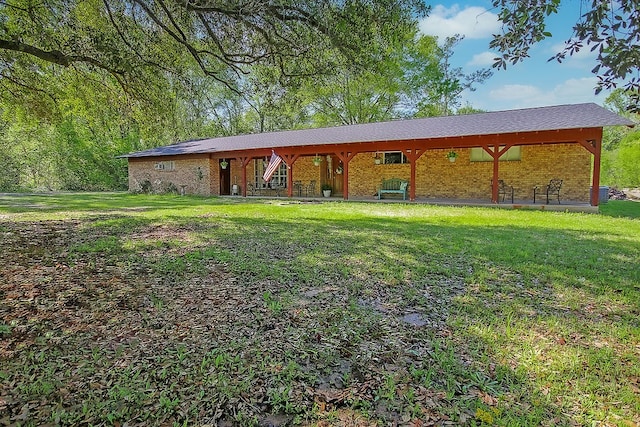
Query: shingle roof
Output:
[[121, 103, 634, 158]]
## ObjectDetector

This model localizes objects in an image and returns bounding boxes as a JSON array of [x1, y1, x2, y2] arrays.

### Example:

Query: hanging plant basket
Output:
[[447, 151, 458, 163], [312, 156, 322, 166], [220, 160, 229, 169]]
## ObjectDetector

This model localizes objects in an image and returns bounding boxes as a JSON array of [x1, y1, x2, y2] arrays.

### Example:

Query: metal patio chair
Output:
[[534, 178, 563, 204]]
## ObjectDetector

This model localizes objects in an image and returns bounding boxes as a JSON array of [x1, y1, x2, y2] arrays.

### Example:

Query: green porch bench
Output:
[[377, 178, 409, 200]]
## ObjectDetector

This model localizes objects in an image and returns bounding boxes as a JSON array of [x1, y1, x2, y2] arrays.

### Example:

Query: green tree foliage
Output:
[[602, 131, 640, 188], [601, 90, 640, 188], [302, 32, 492, 126], [237, 66, 310, 133], [404, 35, 491, 117], [0, 0, 428, 191], [0, 0, 427, 97], [490, 0, 640, 112], [304, 68, 402, 126]]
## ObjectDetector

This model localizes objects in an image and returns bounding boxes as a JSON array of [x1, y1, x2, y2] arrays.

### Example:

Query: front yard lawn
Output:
[[1, 193, 638, 426]]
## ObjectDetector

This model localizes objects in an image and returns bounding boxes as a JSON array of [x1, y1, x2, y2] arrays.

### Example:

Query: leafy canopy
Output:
[[0, 0, 428, 93], [490, 0, 640, 112]]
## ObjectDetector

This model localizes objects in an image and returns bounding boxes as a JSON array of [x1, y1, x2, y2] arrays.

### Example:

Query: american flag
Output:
[[262, 151, 282, 183]]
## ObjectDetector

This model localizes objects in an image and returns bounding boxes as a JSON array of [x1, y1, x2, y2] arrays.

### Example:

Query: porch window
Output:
[[382, 151, 408, 164], [254, 159, 288, 187], [154, 161, 175, 171], [470, 146, 522, 162]]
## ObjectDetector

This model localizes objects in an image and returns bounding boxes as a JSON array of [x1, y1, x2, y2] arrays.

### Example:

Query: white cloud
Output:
[[484, 78, 604, 110], [419, 4, 501, 40], [468, 51, 497, 67], [553, 77, 602, 103], [489, 84, 543, 102]]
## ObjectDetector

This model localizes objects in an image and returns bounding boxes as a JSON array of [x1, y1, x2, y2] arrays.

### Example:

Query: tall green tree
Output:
[[304, 67, 403, 126], [404, 35, 492, 117], [302, 31, 492, 125], [601, 89, 640, 188], [237, 66, 310, 133]]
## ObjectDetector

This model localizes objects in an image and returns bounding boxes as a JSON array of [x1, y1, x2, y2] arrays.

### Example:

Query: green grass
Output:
[[0, 193, 638, 426], [599, 199, 640, 218]]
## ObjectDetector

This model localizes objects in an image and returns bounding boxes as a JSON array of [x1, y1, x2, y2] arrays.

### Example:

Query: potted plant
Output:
[[321, 183, 332, 197], [373, 153, 382, 164], [312, 156, 322, 166], [446, 150, 458, 163], [220, 159, 229, 169], [335, 165, 343, 175]]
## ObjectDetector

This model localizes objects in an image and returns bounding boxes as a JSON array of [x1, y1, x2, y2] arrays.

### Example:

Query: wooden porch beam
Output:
[[279, 153, 300, 197], [578, 138, 598, 155], [586, 129, 603, 206], [403, 148, 425, 201], [482, 143, 513, 203], [237, 156, 253, 197], [208, 127, 604, 160]]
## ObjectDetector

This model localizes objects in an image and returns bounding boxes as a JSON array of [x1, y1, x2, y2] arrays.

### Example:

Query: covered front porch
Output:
[[214, 126, 605, 206]]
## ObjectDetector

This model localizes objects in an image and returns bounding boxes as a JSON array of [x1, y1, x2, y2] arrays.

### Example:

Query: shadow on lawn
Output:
[[1, 209, 638, 425], [0, 192, 224, 213]]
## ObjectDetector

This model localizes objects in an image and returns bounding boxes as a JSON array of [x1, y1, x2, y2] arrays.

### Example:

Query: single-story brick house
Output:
[[120, 103, 634, 206]]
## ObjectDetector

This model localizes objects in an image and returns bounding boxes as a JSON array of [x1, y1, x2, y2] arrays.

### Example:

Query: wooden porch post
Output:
[[492, 155, 499, 203], [280, 153, 300, 198], [483, 144, 513, 204], [404, 148, 426, 201], [342, 161, 349, 200], [335, 151, 356, 200], [239, 156, 252, 197], [578, 129, 604, 206], [591, 139, 602, 206]]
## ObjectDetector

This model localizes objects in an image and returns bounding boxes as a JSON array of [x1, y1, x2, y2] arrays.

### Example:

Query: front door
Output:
[[219, 160, 231, 195], [331, 155, 344, 196]]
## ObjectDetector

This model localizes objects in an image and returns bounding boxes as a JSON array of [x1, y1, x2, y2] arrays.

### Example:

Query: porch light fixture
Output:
[[220, 159, 228, 169]]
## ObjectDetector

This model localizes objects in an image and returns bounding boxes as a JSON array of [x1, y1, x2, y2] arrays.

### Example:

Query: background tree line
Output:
[[0, 0, 638, 192]]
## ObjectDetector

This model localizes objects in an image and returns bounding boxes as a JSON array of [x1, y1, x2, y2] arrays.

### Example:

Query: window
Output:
[[254, 159, 288, 187], [382, 151, 408, 164], [470, 146, 521, 162], [154, 161, 175, 171]]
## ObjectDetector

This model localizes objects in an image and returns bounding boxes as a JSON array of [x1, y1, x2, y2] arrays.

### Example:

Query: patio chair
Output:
[[534, 178, 563, 204], [305, 180, 316, 197], [491, 179, 514, 203]]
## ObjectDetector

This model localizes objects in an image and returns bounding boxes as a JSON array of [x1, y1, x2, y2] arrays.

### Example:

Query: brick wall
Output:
[[345, 144, 591, 202], [128, 144, 592, 202], [128, 155, 211, 196]]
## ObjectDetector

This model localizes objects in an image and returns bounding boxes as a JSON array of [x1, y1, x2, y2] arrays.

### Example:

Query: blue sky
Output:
[[418, 1, 609, 112]]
